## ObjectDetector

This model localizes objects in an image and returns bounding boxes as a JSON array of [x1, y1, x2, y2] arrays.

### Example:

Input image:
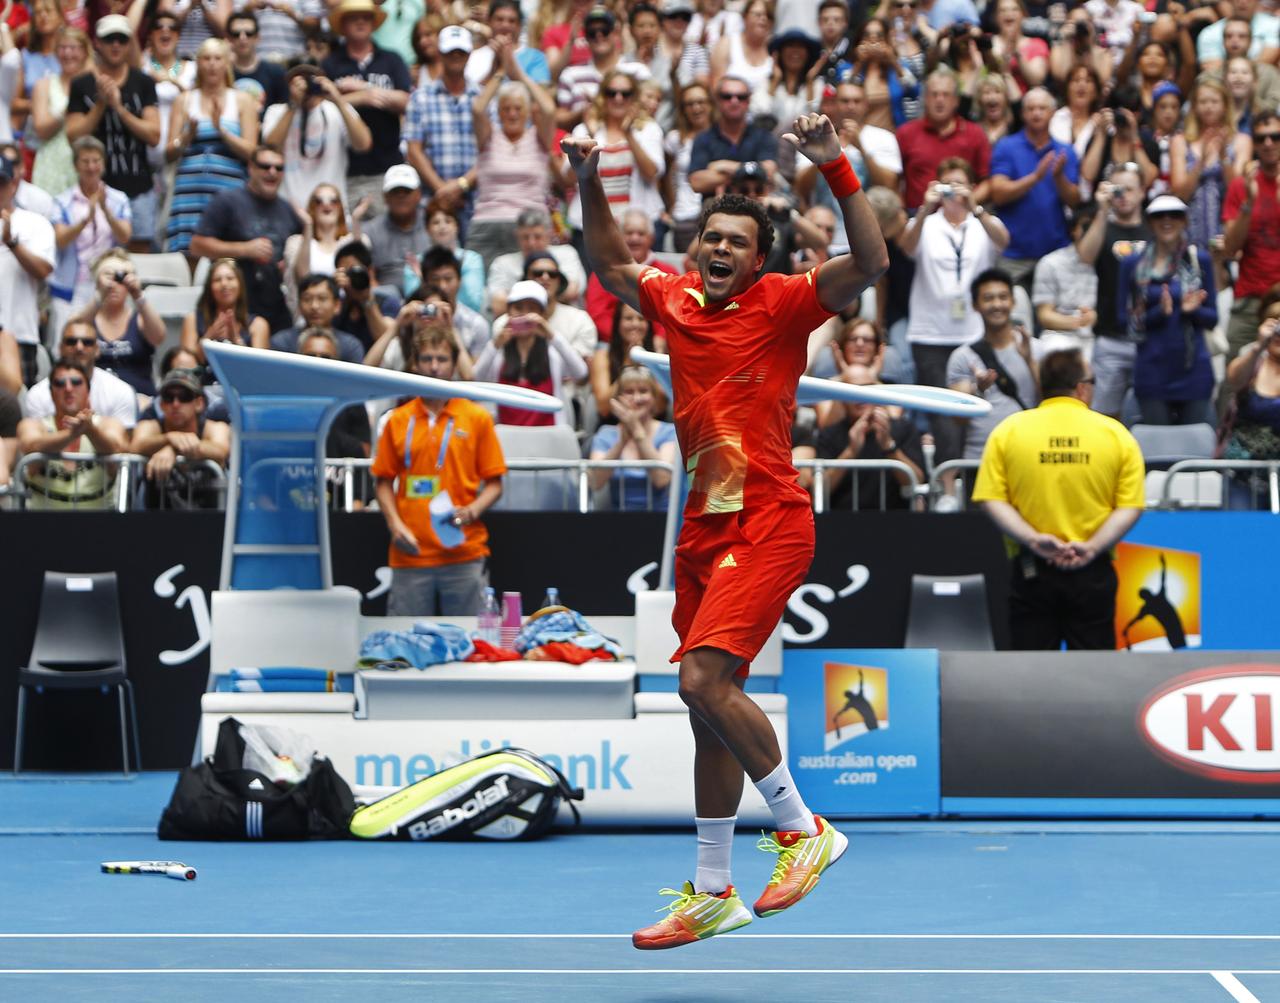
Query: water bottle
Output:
[[477, 587, 501, 645], [542, 587, 560, 610]]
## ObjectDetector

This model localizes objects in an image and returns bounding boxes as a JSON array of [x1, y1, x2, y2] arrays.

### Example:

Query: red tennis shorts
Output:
[[671, 503, 815, 676]]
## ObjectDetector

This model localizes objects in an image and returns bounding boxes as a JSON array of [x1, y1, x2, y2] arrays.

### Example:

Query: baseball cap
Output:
[[95, 14, 134, 38], [382, 164, 421, 192], [661, 1, 694, 16], [732, 161, 767, 184], [159, 369, 203, 397], [507, 279, 548, 309], [1146, 194, 1188, 216], [438, 24, 473, 54], [1152, 81, 1182, 104], [584, 5, 616, 29]]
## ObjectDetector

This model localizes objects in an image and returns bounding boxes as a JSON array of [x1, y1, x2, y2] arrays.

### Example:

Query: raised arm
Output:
[[783, 114, 888, 314], [561, 136, 644, 310]]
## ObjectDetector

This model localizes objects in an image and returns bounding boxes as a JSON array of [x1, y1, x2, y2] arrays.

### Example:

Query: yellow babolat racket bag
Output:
[[350, 748, 583, 841]]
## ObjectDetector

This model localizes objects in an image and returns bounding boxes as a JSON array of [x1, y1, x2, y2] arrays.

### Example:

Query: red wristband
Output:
[[818, 155, 861, 198]]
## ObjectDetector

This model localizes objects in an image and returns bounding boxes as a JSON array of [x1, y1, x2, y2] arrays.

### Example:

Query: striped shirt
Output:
[[233, 0, 326, 62]]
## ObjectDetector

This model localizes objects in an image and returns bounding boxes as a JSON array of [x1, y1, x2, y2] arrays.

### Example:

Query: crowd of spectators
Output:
[[1, 0, 1280, 512]]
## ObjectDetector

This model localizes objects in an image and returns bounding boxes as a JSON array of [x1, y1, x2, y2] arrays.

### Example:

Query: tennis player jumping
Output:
[[563, 113, 889, 949]]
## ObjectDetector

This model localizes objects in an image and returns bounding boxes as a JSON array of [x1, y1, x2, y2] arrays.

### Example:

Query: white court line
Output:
[[6, 933, 1280, 940], [4, 968, 1280, 976], [1213, 972, 1263, 1003]]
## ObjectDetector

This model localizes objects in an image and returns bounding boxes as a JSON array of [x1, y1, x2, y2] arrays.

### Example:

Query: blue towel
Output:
[[230, 667, 334, 681], [513, 609, 621, 658], [359, 621, 475, 668], [215, 675, 354, 693]]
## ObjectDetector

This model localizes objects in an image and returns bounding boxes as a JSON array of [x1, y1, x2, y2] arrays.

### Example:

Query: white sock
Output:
[[693, 815, 736, 894], [755, 760, 816, 836]]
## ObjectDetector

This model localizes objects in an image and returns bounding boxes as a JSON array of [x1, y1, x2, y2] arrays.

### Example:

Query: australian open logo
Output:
[[824, 663, 889, 752]]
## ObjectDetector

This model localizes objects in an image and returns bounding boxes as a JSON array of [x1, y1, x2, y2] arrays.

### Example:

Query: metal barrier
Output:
[[795, 458, 922, 513], [1157, 459, 1280, 512], [927, 459, 983, 511], [12, 452, 227, 511], [322, 457, 679, 514]]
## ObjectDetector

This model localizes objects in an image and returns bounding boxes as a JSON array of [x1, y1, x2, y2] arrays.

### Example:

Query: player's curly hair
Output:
[[695, 194, 775, 263]]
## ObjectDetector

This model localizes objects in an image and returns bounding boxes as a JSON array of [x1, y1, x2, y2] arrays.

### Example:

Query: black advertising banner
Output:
[[941, 651, 1280, 798], [0, 511, 1007, 770]]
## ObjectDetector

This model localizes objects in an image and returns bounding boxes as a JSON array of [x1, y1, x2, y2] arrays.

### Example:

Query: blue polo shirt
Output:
[[688, 124, 779, 175], [990, 131, 1080, 261]]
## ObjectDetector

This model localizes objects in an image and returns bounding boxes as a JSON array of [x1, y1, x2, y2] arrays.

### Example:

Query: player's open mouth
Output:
[[708, 261, 733, 279]]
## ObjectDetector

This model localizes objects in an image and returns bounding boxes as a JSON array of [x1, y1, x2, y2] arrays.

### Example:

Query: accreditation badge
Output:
[[405, 475, 440, 499], [950, 296, 967, 322]]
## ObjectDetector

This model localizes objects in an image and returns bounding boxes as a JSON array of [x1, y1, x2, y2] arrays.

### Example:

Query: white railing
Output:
[[11, 452, 227, 511], [794, 458, 922, 513]]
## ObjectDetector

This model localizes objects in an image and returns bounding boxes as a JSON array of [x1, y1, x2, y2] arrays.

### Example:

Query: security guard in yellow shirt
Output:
[[972, 348, 1145, 649]]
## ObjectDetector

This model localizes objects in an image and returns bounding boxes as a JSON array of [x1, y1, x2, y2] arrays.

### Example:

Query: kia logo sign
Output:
[[1139, 665, 1280, 783]]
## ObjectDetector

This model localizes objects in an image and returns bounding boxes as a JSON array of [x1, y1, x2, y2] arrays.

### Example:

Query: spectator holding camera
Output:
[[989, 87, 1081, 289], [263, 64, 372, 210], [372, 323, 505, 617], [417, 245, 488, 357], [474, 279, 588, 427], [1049, 10, 1113, 86], [77, 249, 166, 400], [366, 292, 476, 380], [901, 158, 1008, 466], [1118, 195, 1217, 426], [333, 239, 396, 352], [129, 366, 230, 509], [181, 257, 271, 360], [1080, 89, 1160, 197]]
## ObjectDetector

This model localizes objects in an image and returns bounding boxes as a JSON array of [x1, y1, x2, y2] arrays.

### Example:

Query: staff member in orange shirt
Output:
[[372, 320, 506, 616]]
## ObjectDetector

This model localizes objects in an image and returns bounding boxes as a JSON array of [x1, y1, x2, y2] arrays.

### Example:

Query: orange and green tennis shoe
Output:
[[631, 881, 753, 950], [752, 815, 848, 918]]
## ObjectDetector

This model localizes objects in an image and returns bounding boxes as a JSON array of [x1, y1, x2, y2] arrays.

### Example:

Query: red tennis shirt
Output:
[[636, 267, 834, 516]]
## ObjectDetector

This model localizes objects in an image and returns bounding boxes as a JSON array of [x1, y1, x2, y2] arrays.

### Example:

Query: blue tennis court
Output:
[[3, 775, 1278, 1002]]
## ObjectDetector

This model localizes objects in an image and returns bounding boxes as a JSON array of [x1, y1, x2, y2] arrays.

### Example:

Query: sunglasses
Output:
[[604, 87, 633, 99], [62, 336, 96, 347], [230, 28, 258, 38], [253, 161, 284, 172], [101, 33, 130, 45], [586, 27, 612, 39], [664, 12, 692, 20], [529, 268, 561, 279], [52, 376, 86, 388], [1255, 132, 1280, 144], [312, 197, 339, 207], [1079, 375, 1097, 385], [160, 390, 197, 404]]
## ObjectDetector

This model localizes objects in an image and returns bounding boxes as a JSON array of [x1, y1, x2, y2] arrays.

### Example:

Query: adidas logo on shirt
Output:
[[718, 553, 737, 569]]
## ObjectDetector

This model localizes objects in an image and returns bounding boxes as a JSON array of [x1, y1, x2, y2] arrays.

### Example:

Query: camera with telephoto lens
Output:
[[347, 265, 370, 291], [114, 270, 127, 283]]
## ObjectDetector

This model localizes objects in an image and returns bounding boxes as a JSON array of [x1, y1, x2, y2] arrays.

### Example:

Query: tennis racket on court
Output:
[[101, 860, 197, 881]]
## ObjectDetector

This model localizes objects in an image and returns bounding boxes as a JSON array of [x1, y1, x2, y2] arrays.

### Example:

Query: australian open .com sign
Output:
[[355, 739, 633, 791]]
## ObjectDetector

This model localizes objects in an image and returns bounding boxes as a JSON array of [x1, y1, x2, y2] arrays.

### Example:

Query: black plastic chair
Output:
[[14, 571, 141, 775], [903, 573, 996, 651]]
